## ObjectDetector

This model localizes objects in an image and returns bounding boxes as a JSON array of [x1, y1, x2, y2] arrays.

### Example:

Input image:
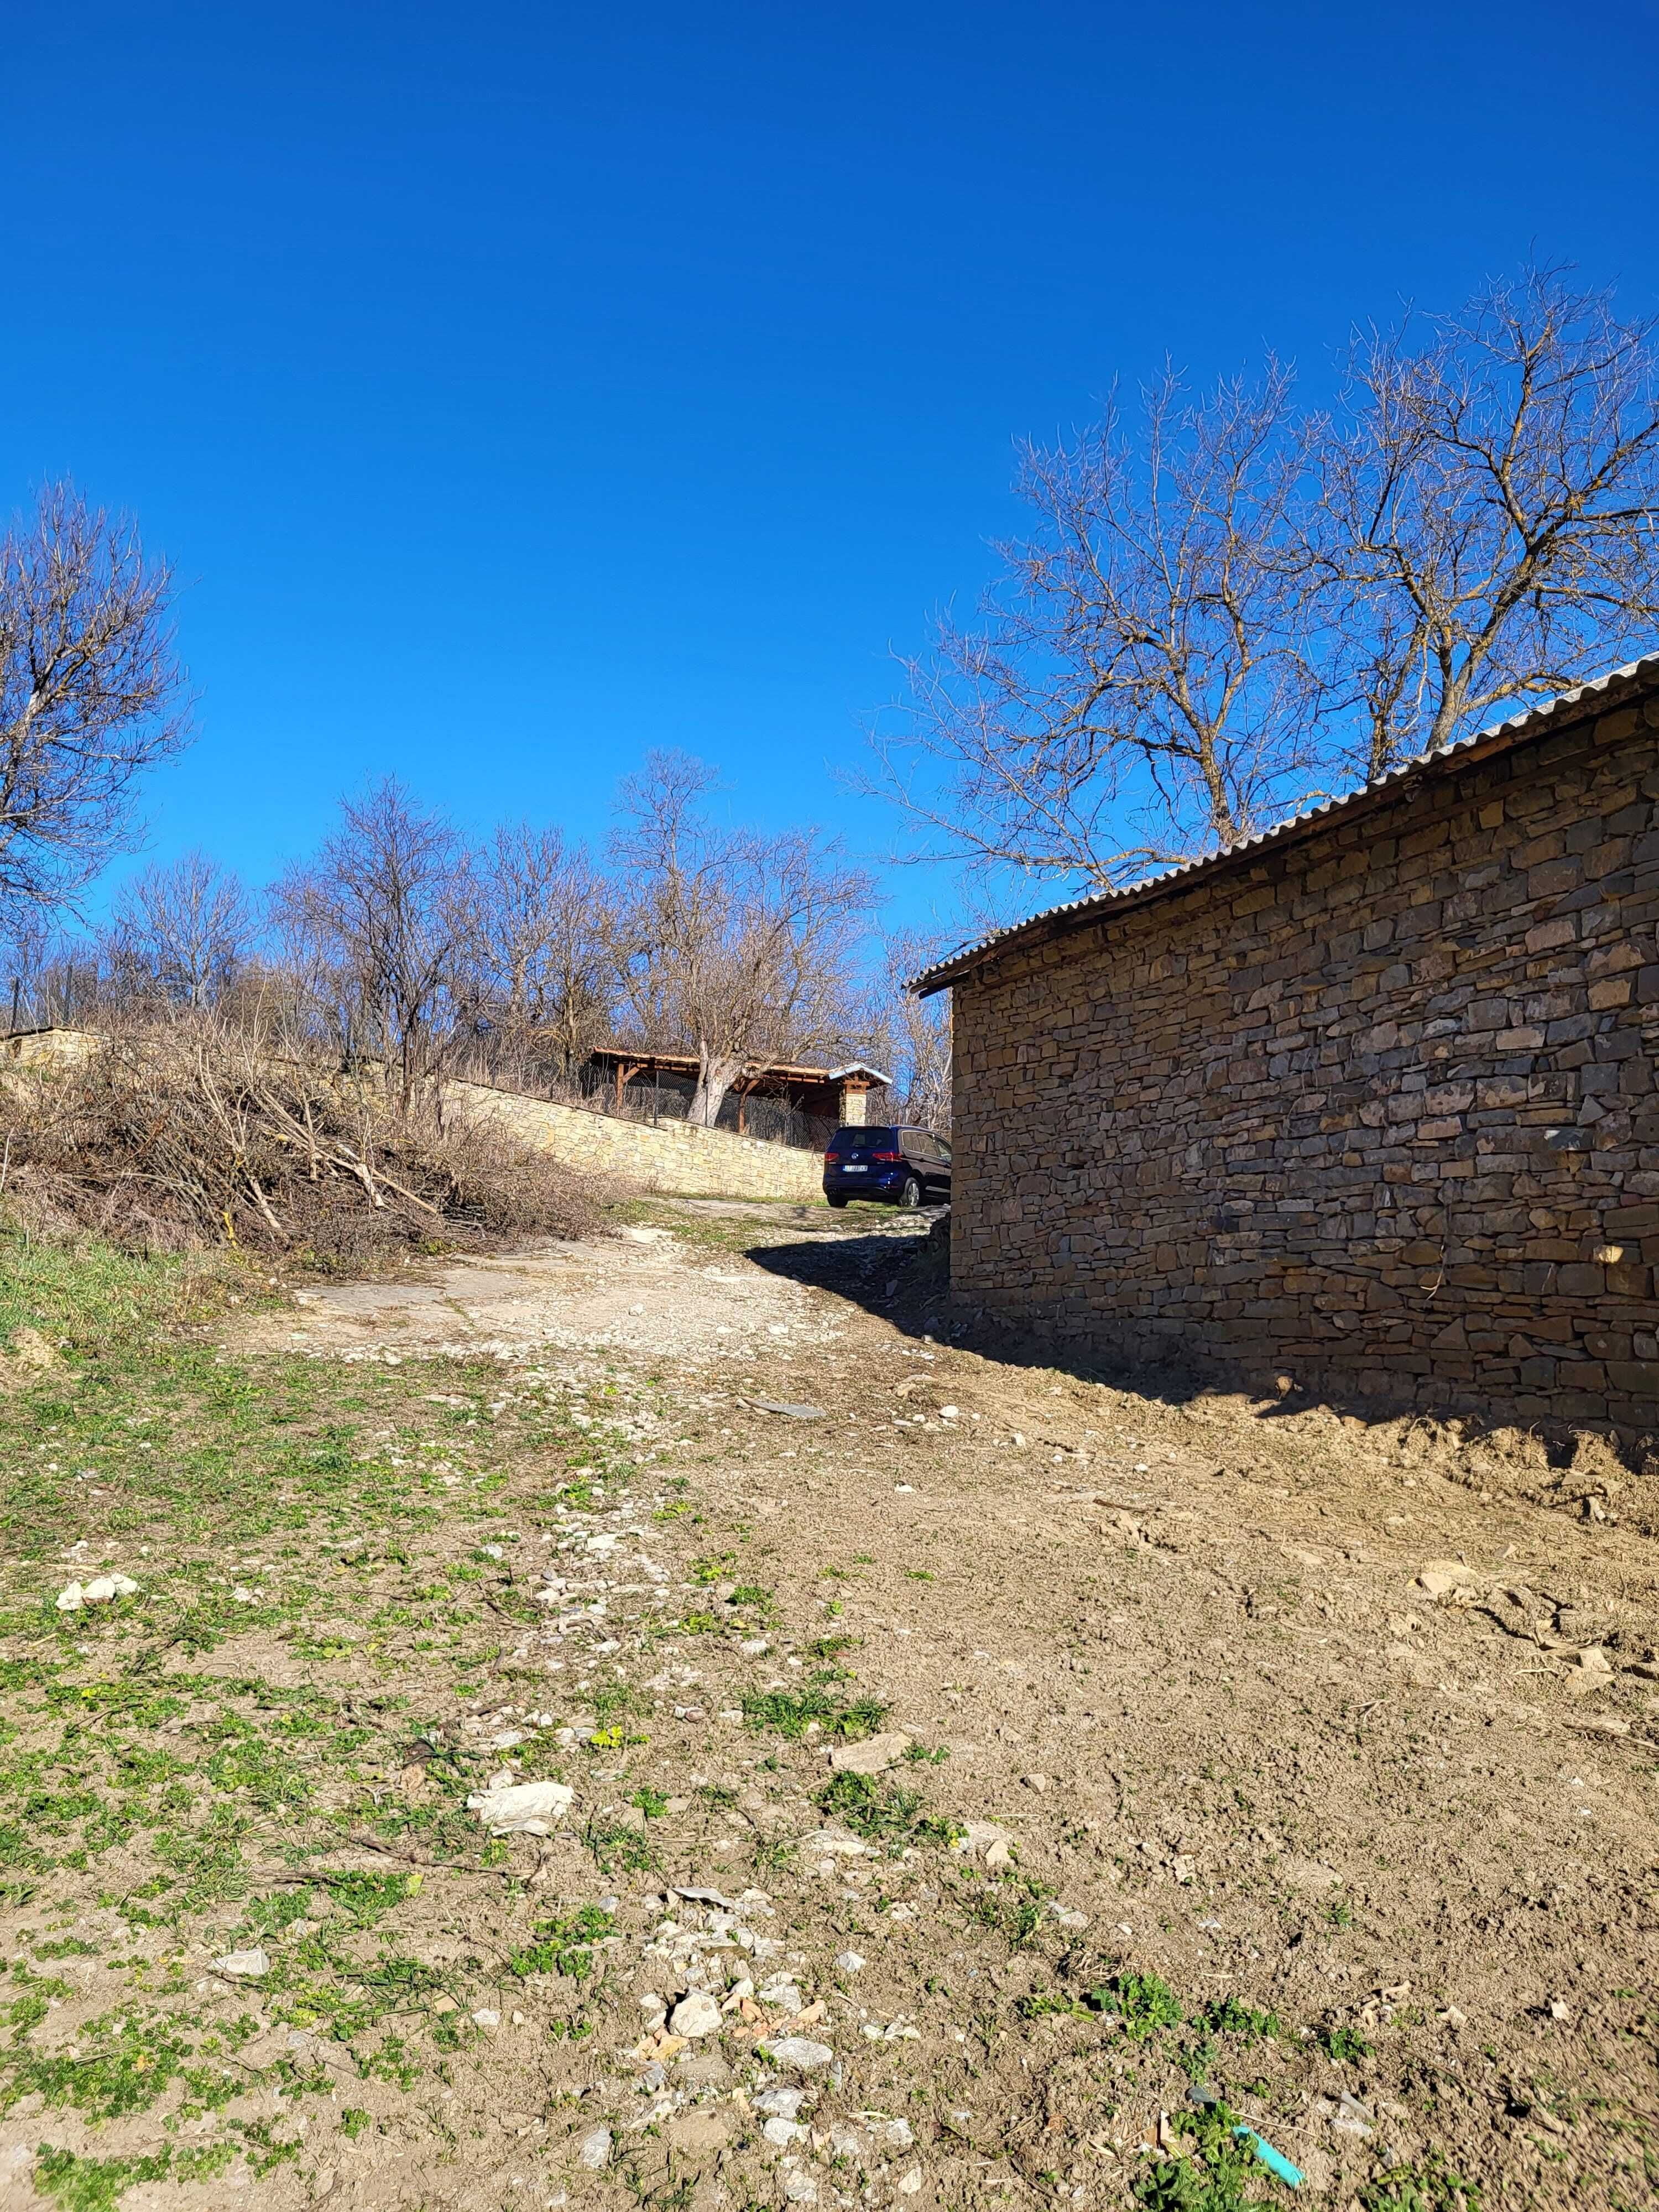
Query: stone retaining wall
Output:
[[448, 1080, 826, 1202], [950, 679, 1659, 1435]]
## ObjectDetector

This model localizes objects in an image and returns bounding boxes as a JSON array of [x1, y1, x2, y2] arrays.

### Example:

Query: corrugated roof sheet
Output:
[[909, 650, 1659, 997]]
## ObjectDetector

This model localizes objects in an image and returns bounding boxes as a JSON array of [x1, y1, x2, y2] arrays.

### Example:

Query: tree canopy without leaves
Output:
[[611, 751, 874, 1126], [0, 483, 191, 919], [105, 851, 253, 1010], [272, 781, 473, 1104], [874, 263, 1659, 899]]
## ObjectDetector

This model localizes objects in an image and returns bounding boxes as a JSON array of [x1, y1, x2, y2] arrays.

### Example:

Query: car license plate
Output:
[[843, 1164, 867, 1173]]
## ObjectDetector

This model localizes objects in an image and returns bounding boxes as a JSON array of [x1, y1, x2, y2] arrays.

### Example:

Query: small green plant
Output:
[[1090, 1971, 1184, 2041], [340, 2107, 372, 2139], [1327, 1900, 1354, 1927], [742, 1678, 889, 1741], [1359, 2152, 1482, 2212], [690, 1553, 738, 1585], [1133, 2099, 1264, 2212], [906, 1569, 934, 1581], [583, 1817, 656, 1874], [508, 1902, 615, 1979], [1193, 1996, 1280, 2043], [816, 1771, 958, 1853], [807, 1634, 862, 1659], [1017, 1989, 1090, 2020], [902, 1741, 951, 1764], [629, 1787, 670, 1819], [1319, 2024, 1373, 2064]]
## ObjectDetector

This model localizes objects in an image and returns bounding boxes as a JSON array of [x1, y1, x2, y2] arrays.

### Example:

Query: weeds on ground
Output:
[[816, 1771, 959, 1854], [1133, 2099, 1266, 2212], [742, 1676, 889, 1741], [1092, 1971, 1185, 2040], [1359, 2153, 1481, 2212]]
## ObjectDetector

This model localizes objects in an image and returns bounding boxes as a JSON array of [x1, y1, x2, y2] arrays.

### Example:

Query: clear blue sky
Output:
[[6, 0, 1657, 942]]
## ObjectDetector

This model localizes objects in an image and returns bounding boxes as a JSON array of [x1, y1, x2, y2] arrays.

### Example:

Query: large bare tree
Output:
[[870, 366, 1327, 893], [1319, 265, 1659, 779], [272, 780, 473, 1107], [0, 483, 191, 917], [466, 825, 618, 1074], [875, 264, 1659, 897], [105, 851, 253, 1010], [611, 752, 872, 1126]]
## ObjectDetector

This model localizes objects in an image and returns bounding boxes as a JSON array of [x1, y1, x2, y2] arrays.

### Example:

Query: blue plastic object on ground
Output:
[[1186, 2085, 1303, 2189]]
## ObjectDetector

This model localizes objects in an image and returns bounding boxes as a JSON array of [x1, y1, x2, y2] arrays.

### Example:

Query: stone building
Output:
[[914, 653, 1659, 1436]]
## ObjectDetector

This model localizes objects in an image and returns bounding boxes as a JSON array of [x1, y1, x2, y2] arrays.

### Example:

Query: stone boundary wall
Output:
[[951, 685, 1659, 1434], [448, 1079, 826, 1202]]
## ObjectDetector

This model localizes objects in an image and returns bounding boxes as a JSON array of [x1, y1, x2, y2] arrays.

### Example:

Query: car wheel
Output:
[[826, 1196, 848, 1209], [899, 1176, 922, 1209]]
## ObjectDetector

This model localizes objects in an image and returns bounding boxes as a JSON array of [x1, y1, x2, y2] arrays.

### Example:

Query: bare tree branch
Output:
[[0, 482, 191, 916]]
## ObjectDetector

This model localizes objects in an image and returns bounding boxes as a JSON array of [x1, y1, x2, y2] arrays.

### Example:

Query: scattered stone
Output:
[[1022, 1773, 1049, 1794], [472, 2007, 500, 2029], [1438, 2005, 1468, 2029], [55, 1573, 140, 1612], [759, 2034, 834, 2071], [1548, 1999, 1573, 2023], [782, 2173, 818, 2204], [765, 2116, 808, 2146], [211, 1948, 269, 1978], [834, 1950, 867, 1974], [669, 1991, 723, 2039], [896, 2170, 923, 2196], [1418, 1560, 1478, 1599], [466, 1778, 573, 1835], [753, 2088, 807, 2120], [828, 1731, 912, 1775], [753, 1400, 825, 1420], [577, 2127, 612, 2171]]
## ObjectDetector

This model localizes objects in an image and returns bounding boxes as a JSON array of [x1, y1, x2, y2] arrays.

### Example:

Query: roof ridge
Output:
[[909, 649, 1659, 996]]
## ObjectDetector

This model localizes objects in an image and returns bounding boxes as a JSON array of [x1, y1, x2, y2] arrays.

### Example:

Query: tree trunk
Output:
[[690, 1052, 745, 1128]]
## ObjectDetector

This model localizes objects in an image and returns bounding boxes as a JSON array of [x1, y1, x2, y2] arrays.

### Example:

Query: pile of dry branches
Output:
[[0, 1022, 600, 1262]]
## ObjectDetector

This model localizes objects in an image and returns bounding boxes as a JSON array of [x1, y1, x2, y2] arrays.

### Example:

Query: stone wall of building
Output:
[[950, 684, 1659, 1434], [448, 1081, 827, 1202]]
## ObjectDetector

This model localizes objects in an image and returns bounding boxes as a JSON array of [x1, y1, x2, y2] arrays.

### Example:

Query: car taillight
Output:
[[868, 1150, 902, 1162]]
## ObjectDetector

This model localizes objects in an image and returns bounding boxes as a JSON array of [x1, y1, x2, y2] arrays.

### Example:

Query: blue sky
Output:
[[6, 0, 1657, 946]]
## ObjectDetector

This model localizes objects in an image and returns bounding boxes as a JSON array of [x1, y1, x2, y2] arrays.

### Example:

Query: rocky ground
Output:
[[1, 1199, 1656, 2212]]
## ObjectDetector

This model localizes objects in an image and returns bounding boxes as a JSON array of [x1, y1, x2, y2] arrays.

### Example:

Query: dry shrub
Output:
[[0, 1023, 602, 1265]]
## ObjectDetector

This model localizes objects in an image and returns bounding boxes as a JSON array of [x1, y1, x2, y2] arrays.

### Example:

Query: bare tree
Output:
[[272, 780, 472, 1108], [870, 367, 1326, 894], [466, 825, 618, 1074], [104, 851, 252, 1010], [858, 931, 953, 1133], [1319, 265, 1659, 780], [611, 752, 873, 1126], [0, 483, 191, 917]]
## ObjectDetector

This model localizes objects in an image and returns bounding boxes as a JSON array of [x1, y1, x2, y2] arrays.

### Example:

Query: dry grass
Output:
[[0, 1019, 603, 1264]]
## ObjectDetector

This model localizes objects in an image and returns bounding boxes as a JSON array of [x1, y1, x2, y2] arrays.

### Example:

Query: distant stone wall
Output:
[[449, 1081, 826, 1201], [950, 680, 1659, 1436]]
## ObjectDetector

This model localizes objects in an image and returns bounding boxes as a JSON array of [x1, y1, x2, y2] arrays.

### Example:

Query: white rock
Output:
[[669, 1990, 724, 2039], [55, 1584, 85, 1612], [577, 2127, 612, 2171], [764, 2116, 808, 2146], [471, 2008, 500, 2028], [828, 1731, 912, 1775], [897, 2170, 923, 2195], [211, 1948, 270, 1978], [466, 1778, 573, 1835], [232, 1585, 257, 1604], [884, 2120, 915, 2150], [834, 1950, 867, 1974], [754, 2088, 807, 2119], [782, 2174, 818, 2204], [760, 2034, 834, 2071]]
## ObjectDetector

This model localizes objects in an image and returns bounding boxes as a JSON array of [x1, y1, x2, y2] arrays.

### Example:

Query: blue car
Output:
[[822, 1125, 951, 1209]]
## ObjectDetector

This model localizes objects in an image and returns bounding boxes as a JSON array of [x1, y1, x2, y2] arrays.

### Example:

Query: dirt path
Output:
[[6, 1204, 1657, 2211]]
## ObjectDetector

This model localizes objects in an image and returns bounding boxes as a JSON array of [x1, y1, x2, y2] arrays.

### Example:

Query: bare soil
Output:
[[4, 1199, 1657, 2212]]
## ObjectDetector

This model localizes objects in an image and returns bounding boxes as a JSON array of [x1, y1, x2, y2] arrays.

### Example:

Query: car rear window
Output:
[[828, 1126, 896, 1154]]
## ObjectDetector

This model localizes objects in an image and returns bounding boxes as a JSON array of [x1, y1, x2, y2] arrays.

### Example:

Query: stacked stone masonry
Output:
[[948, 680, 1659, 1436], [449, 1081, 825, 1202]]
